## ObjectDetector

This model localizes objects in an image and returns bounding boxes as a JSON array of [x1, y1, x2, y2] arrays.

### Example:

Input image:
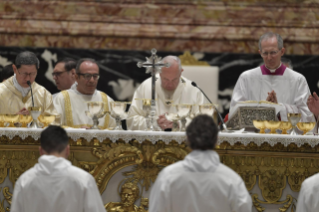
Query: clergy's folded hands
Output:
[[266, 90, 278, 103], [157, 114, 173, 130]]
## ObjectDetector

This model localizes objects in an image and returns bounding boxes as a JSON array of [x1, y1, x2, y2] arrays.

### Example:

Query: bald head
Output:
[[160, 56, 183, 91]]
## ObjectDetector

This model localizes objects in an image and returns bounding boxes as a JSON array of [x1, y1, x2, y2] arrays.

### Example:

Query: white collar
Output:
[[13, 74, 30, 97], [265, 63, 282, 73]]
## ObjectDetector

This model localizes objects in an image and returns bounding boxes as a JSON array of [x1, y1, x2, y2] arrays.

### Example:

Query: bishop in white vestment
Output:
[[127, 56, 206, 130], [149, 115, 252, 212], [230, 32, 314, 122]]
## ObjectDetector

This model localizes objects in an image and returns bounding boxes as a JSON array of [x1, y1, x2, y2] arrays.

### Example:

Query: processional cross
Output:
[[137, 49, 170, 131]]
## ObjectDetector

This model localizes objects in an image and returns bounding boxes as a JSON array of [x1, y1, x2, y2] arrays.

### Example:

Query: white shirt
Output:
[[296, 173, 319, 212], [11, 155, 105, 212], [149, 150, 252, 212], [230, 65, 314, 122]]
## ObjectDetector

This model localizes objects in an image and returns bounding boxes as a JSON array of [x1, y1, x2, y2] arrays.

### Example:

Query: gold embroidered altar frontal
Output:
[[0, 129, 318, 212]]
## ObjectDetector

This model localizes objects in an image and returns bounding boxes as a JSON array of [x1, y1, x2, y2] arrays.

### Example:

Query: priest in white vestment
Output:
[[127, 56, 207, 130], [229, 32, 314, 122], [11, 126, 105, 212], [149, 115, 252, 212], [296, 173, 319, 212], [52, 58, 76, 100], [54, 58, 115, 129], [0, 51, 56, 115]]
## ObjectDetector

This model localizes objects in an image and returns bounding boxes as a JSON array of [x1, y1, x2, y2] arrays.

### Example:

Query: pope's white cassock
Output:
[[229, 64, 314, 122], [149, 150, 252, 212], [53, 83, 116, 129], [127, 76, 207, 130], [0, 75, 56, 115], [296, 173, 319, 212], [11, 155, 105, 212]]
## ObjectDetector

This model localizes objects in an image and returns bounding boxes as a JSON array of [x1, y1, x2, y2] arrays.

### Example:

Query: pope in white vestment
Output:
[[54, 83, 116, 129], [149, 115, 252, 212], [230, 32, 314, 122], [11, 155, 105, 212], [296, 173, 319, 212], [127, 56, 207, 130]]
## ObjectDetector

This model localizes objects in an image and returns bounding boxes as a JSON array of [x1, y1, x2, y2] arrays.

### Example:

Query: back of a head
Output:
[[1, 64, 14, 81], [15, 51, 40, 69], [40, 126, 69, 154], [186, 115, 218, 150]]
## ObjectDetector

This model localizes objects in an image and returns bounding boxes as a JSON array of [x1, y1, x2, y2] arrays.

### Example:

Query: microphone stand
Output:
[[191, 82, 229, 131]]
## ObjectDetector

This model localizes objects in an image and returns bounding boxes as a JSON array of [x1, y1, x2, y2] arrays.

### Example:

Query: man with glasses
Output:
[[53, 58, 115, 128], [52, 58, 76, 99], [0, 51, 56, 115], [229, 32, 314, 122]]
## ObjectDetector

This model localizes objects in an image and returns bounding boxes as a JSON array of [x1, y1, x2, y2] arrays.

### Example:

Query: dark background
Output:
[[1, 47, 318, 117]]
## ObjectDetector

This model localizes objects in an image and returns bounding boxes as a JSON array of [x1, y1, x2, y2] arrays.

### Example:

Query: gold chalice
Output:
[[19, 115, 32, 128], [264, 120, 281, 134], [280, 121, 292, 134], [297, 122, 316, 135], [38, 114, 56, 127], [86, 102, 106, 129], [165, 113, 180, 131], [28, 107, 42, 128], [253, 120, 266, 133], [287, 113, 301, 135], [110, 101, 129, 130], [3, 114, 20, 127], [175, 104, 192, 131], [198, 104, 216, 116], [0, 115, 4, 127], [189, 104, 199, 119]]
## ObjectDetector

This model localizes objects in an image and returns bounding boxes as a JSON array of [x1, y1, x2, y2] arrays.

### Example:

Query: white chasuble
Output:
[[127, 76, 207, 130], [230, 65, 314, 122], [149, 150, 252, 212], [297, 173, 319, 212], [53, 85, 116, 129], [0, 76, 56, 115]]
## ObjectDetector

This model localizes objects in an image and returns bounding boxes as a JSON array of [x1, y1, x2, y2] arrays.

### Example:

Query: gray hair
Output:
[[75, 58, 98, 74], [258, 32, 283, 51], [162, 55, 182, 72], [15, 51, 40, 70]]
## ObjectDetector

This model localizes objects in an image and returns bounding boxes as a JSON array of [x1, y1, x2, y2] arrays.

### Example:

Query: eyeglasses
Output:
[[77, 73, 100, 80], [17, 70, 37, 78], [52, 71, 68, 77], [261, 50, 281, 57]]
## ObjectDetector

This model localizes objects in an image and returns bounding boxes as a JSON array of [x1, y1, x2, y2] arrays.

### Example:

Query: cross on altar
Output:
[[137, 49, 170, 130]]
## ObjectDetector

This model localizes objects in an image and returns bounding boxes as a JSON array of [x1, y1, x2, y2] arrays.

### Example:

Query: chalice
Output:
[[110, 101, 129, 130], [3, 114, 20, 127], [287, 113, 301, 135], [264, 121, 281, 134], [253, 120, 266, 134], [0, 115, 4, 127], [296, 122, 316, 135], [199, 104, 215, 116], [19, 115, 32, 128], [189, 104, 199, 119], [28, 107, 42, 128], [86, 102, 106, 129], [38, 114, 56, 128], [175, 104, 192, 131], [135, 98, 160, 131], [280, 121, 292, 134], [165, 113, 180, 131]]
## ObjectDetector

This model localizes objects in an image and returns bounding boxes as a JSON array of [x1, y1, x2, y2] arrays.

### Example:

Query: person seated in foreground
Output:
[[149, 114, 252, 212], [11, 126, 105, 212]]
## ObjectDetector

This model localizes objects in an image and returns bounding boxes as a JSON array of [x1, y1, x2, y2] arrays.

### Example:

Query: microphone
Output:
[[27, 81, 34, 107], [191, 81, 228, 131]]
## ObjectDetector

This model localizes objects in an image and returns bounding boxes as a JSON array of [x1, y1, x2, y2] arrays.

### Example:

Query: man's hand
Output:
[[157, 114, 173, 130], [16, 107, 30, 115], [266, 90, 278, 103], [307, 92, 319, 119]]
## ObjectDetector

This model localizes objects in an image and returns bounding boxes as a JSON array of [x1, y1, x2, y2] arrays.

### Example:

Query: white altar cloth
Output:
[[0, 128, 319, 147]]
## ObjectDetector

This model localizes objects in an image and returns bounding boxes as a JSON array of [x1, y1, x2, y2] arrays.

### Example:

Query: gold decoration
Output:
[[178, 51, 209, 66], [105, 181, 148, 212], [252, 194, 296, 212]]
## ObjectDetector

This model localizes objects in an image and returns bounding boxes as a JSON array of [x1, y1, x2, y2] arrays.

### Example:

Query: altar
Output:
[[0, 128, 318, 212]]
